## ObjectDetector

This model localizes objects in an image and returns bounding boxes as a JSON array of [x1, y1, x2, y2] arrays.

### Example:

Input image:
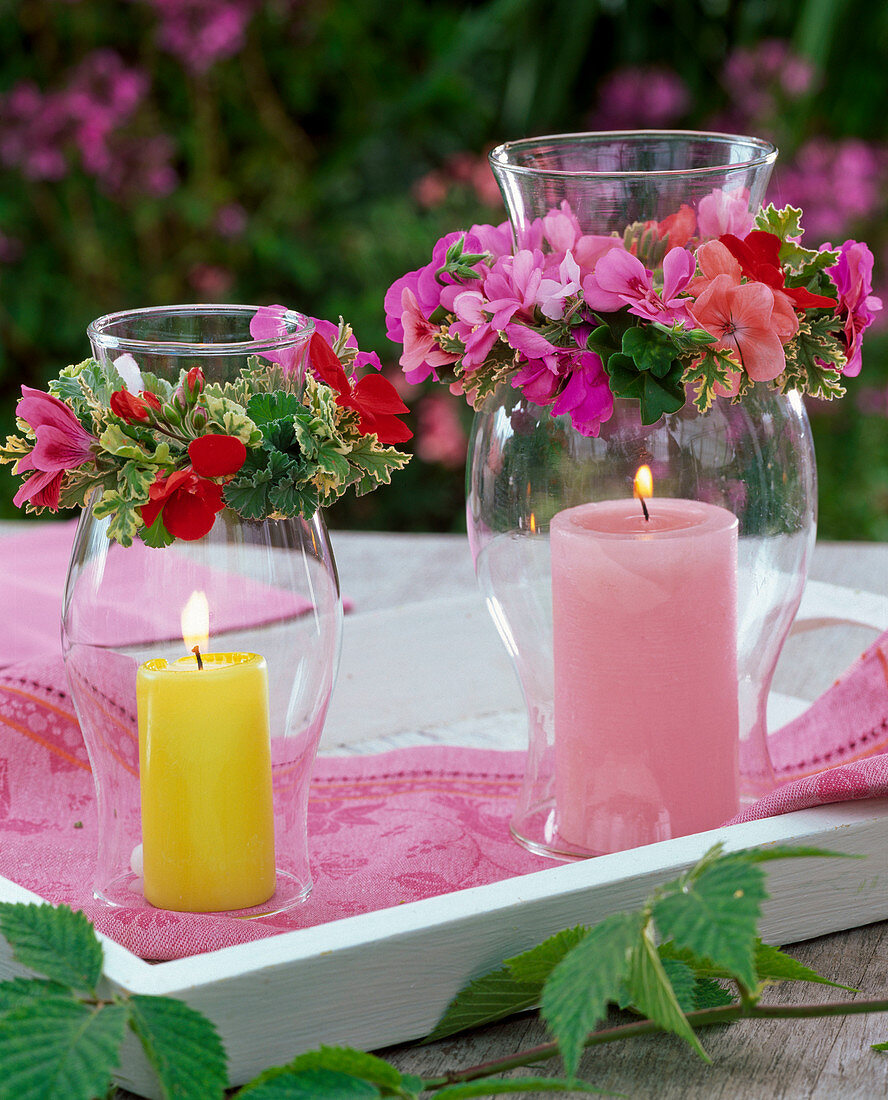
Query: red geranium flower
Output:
[[308, 333, 412, 445], [188, 434, 247, 477], [720, 231, 835, 311], [141, 469, 225, 541], [110, 389, 162, 423]]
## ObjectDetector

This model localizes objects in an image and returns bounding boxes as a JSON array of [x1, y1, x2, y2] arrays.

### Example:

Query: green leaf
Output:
[[506, 927, 589, 986], [737, 844, 855, 865], [682, 346, 738, 413], [605, 353, 686, 424], [246, 391, 303, 426], [139, 511, 175, 549], [753, 204, 805, 242], [752, 204, 839, 273], [0, 977, 72, 1018], [267, 478, 318, 519], [0, 903, 103, 996], [241, 1047, 409, 1097], [128, 993, 228, 1100], [652, 856, 767, 993], [119, 459, 156, 503], [658, 956, 698, 1014], [540, 911, 643, 1078], [91, 491, 141, 547], [627, 926, 709, 1061], [872, 1040, 888, 1052], [620, 325, 679, 378], [224, 466, 272, 520], [754, 941, 854, 991], [236, 1067, 380, 1098], [432, 1076, 612, 1097], [0, 997, 126, 1100], [691, 978, 735, 1010], [425, 966, 541, 1043]]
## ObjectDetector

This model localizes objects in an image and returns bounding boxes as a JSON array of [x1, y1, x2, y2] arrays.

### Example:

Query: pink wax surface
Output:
[[551, 497, 739, 855]]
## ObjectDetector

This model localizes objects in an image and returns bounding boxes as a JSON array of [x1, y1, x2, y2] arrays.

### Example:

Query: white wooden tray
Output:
[[0, 578, 886, 1099]]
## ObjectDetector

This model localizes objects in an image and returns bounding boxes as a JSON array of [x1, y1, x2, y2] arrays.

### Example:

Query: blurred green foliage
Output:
[[0, 0, 886, 536]]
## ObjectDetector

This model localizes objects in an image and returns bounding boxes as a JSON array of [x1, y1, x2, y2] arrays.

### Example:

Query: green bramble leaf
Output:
[[626, 926, 709, 1061], [128, 993, 228, 1100], [0, 902, 103, 997], [425, 967, 542, 1044], [872, 1040, 888, 1052], [691, 978, 735, 1010], [657, 956, 698, 1014], [238, 1047, 412, 1097], [235, 1067, 381, 1098], [652, 854, 768, 993], [540, 911, 643, 1078], [432, 1077, 612, 1097], [753, 941, 854, 991], [605, 353, 686, 424], [0, 997, 126, 1100], [0, 977, 72, 1017], [505, 926, 589, 986]]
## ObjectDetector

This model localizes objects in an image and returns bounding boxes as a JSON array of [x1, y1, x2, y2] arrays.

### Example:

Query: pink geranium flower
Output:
[[399, 288, 460, 383], [825, 239, 883, 377], [696, 188, 754, 239], [689, 275, 791, 381], [13, 387, 95, 509], [550, 348, 614, 437], [583, 245, 696, 325]]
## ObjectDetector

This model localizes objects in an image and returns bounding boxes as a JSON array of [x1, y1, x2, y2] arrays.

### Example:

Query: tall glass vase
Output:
[[62, 306, 343, 914], [467, 132, 817, 860]]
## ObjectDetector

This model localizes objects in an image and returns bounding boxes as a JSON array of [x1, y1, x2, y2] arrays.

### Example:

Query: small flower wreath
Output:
[[1, 308, 412, 546], [385, 196, 882, 432]]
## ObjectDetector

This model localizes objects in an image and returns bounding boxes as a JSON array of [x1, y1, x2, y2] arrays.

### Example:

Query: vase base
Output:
[[92, 867, 312, 917]]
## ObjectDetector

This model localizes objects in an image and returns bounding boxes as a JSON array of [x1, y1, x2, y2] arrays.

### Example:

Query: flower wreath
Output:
[[1, 308, 412, 546], [384, 194, 882, 433]]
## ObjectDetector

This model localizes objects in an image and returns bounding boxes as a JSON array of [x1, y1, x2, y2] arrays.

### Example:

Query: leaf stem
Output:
[[419, 997, 888, 1091]]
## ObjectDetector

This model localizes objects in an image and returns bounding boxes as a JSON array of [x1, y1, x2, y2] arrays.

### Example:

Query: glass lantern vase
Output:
[[467, 132, 817, 860], [62, 306, 343, 915]]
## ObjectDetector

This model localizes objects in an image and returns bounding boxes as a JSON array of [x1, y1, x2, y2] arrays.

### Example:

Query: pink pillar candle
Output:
[[551, 498, 739, 855]]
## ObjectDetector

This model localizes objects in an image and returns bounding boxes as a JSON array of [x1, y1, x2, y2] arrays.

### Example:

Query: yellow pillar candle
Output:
[[136, 652, 276, 912]]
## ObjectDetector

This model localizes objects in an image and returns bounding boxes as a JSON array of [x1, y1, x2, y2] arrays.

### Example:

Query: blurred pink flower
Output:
[[777, 138, 885, 241], [588, 65, 690, 129], [147, 0, 255, 73], [214, 203, 248, 238], [0, 82, 70, 181], [187, 263, 235, 298], [697, 188, 754, 239], [415, 394, 467, 468]]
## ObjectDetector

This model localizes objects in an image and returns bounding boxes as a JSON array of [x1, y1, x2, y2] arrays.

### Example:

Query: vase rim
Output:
[[87, 303, 313, 357], [488, 129, 778, 178]]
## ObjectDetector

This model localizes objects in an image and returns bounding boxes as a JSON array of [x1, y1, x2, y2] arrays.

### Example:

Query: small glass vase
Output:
[[62, 306, 343, 914], [467, 132, 817, 860]]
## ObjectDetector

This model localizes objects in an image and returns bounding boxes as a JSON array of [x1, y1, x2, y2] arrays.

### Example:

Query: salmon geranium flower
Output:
[[690, 275, 795, 381]]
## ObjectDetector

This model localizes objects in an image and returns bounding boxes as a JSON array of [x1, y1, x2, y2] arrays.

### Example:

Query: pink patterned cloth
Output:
[[0, 521, 886, 960]]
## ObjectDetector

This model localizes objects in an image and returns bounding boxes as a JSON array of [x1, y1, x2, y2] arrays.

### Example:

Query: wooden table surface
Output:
[[335, 534, 888, 1100], [104, 533, 888, 1099]]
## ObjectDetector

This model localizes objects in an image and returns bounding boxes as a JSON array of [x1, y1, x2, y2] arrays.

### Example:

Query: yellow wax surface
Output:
[[136, 652, 276, 912]]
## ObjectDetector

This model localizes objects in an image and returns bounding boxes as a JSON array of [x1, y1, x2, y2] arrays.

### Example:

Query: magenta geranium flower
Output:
[[825, 240, 883, 377], [13, 386, 95, 509], [584, 245, 696, 325]]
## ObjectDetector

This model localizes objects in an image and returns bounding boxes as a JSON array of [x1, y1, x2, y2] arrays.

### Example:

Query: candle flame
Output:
[[181, 590, 209, 654], [529, 512, 537, 534], [633, 464, 653, 500]]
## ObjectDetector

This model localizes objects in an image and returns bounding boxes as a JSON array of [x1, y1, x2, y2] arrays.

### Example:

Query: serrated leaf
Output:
[[99, 423, 151, 459], [139, 511, 175, 549], [682, 346, 739, 413], [754, 941, 854, 990], [541, 911, 643, 1078], [0, 977, 72, 1017], [754, 204, 805, 242], [236, 1067, 380, 1098], [652, 857, 767, 992], [505, 927, 589, 985], [128, 993, 228, 1100], [737, 844, 855, 864], [627, 926, 709, 1061], [268, 479, 318, 519], [0, 903, 103, 996], [872, 1040, 888, 1052], [244, 1047, 405, 1095], [119, 460, 156, 503], [658, 956, 697, 1014], [431, 1076, 611, 1097], [620, 325, 679, 377], [692, 978, 735, 1009], [224, 469, 271, 520], [426, 967, 541, 1043], [247, 391, 303, 426], [92, 491, 140, 547], [0, 997, 126, 1100]]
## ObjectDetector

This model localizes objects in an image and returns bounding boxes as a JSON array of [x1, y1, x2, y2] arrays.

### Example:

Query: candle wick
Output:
[[192, 645, 204, 670], [640, 497, 650, 522]]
